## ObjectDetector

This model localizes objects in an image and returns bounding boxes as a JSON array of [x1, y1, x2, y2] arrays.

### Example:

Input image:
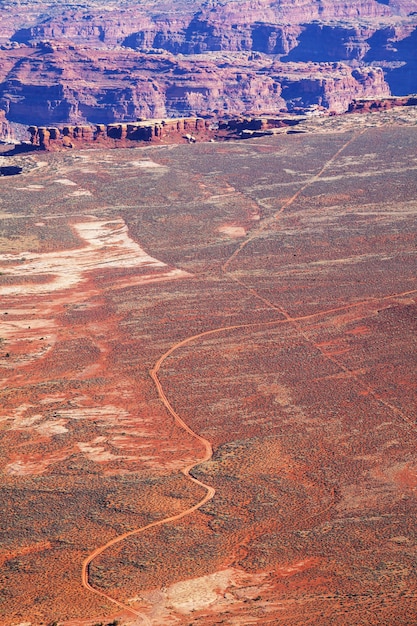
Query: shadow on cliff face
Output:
[[387, 60, 417, 95], [0, 165, 22, 176], [384, 28, 417, 95], [0, 142, 38, 157], [10, 27, 33, 44], [283, 24, 368, 62], [365, 26, 417, 95]]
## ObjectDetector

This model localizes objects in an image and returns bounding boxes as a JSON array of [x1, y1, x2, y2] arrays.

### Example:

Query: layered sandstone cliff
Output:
[[0, 0, 415, 125], [0, 44, 391, 125]]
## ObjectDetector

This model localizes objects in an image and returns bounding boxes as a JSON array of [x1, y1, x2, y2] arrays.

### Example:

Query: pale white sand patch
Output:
[[5, 449, 72, 475], [129, 160, 164, 168], [13, 414, 43, 429], [0, 404, 36, 427], [0, 218, 191, 295], [39, 394, 69, 406], [35, 419, 69, 436], [5, 461, 36, 475], [70, 189, 92, 197], [0, 318, 55, 338], [77, 441, 120, 462], [59, 405, 130, 421], [133, 567, 271, 619], [14, 185, 45, 190], [76, 437, 137, 463], [54, 178, 77, 186], [167, 570, 232, 612], [218, 225, 246, 238], [114, 268, 190, 291], [6, 412, 68, 436], [1, 308, 35, 315]]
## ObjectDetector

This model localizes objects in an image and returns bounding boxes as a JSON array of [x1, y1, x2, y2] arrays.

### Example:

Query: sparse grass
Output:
[[0, 118, 416, 625]]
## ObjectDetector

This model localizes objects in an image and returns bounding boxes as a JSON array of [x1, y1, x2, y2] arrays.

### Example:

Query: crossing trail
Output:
[[82, 128, 415, 622]]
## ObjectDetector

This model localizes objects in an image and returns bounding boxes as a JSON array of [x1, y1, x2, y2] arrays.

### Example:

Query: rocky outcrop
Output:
[[279, 66, 390, 112], [348, 93, 417, 112], [0, 108, 11, 139], [26, 114, 311, 149], [27, 117, 215, 149]]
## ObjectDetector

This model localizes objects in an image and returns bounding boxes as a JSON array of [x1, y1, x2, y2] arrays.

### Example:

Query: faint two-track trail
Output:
[[222, 129, 368, 275], [221, 127, 417, 434], [82, 128, 415, 620]]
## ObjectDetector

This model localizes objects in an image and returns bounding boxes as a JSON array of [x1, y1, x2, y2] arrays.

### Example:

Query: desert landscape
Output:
[[0, 103, 416, 625]]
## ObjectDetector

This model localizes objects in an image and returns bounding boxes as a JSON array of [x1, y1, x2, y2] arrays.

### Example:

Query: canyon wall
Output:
[[0, 46, 391, 126], [0, 0, 415, 125]]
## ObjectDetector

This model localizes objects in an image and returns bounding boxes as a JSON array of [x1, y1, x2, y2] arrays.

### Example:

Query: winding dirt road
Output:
[[81, 128, 416, 622]]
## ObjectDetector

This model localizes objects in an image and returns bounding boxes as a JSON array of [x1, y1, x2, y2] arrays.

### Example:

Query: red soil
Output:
[[0, 114, 416, 625]]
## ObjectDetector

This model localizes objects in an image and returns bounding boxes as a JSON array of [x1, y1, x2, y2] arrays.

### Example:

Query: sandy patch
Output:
[[5, 449, 73, 475], [58, 405, 131, 421], [70, 189, 92, 197], [77, 441, 119, 463], [39, 394, 67, 404], [14, 184, 45, 190], [218, 225, 246, 238], [275, 558, 319, 577], [0, 317, 55, 338], [35, 419, 69, 436], [0, 218, 191, 295], [129, 160, 164, 168], [132, 567, 271, 621], [0, 404, 35, 427], [0, 315, 57, 370], [166, 570, 237, 613], [54, 178, 77, 186]]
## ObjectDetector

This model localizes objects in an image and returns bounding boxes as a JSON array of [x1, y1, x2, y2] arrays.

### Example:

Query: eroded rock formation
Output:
[[27, 114, 311, 149], [0, 0, 415, 125], [0, 45, 392, 125], [0, 108, 11, 139], [28, 117, 212, 149], [348, 93, 417, 112]]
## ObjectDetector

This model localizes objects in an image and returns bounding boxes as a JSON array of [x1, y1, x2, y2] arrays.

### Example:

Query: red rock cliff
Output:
[[0, 0, 415, 125]]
